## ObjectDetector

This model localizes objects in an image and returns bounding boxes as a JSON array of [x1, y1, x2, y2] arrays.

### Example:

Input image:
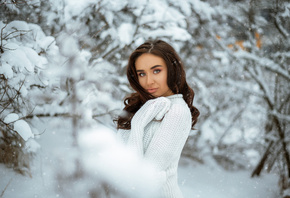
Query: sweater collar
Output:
[[165, 94, 183, 102]]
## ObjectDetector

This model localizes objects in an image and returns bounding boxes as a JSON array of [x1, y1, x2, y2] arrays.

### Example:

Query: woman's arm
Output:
[[144, 103, 192, 171], [127, 97, 171, 156]]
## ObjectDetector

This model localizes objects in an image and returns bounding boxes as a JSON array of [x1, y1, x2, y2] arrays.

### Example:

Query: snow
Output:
[[13, 120, 34, 141], [6, 20, 30, 31], [22, 46, 47, 69], [0, 1, 287, 197], [64, 0, 96, 19], [281, 3, 290, 18], [4, 113, 19, 123], [199, 120, 217, 143], [37, 36, 55, 51], [103, 0, 129, 12], [234, 50, 290, 81], [244, 127, 261, 143], [222, 128, 242, 144], [243, 149, 260, 166], [104, 11, 114, 25], [58, 33, 79, 57], [79, 128, 161, 197], [1, 44, 34, 73], [27, 23, 47, 44], [25, 139, 41, 153], [169, 0, 192, 16], [3, 0, 20, 13], [26, 0, 41, 7], [118, 23, 135, 46], [20, 84, 28, 97], [190, 0, 215, 20], [179, 158, 279, 198], [139, 25, 191, 41], [0, 120, 279, 198], [284, 188, 290, 197], [0, 62, 13, 79]]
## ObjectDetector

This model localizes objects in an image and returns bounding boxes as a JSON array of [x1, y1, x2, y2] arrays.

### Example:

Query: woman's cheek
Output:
[[139, 78, 146, 88]]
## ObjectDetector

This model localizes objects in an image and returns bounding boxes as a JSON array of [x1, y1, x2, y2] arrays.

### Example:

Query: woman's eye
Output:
[[138, 73, 145, 77], [153, 69, 161, 74]]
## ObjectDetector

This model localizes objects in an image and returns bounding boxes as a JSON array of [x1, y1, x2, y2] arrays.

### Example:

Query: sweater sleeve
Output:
[[144, 103, 192, 171], [127, 97, 171, 156]]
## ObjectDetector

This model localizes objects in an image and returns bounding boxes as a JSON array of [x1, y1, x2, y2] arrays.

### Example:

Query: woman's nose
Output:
[[146, 74, 154, 85]]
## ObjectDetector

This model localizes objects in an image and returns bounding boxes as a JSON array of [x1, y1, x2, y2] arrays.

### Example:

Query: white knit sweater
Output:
[[117, 94, 192, 198]]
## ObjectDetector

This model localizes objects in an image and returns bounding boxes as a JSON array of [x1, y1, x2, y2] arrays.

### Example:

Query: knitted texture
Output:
[[118, 94, 192, 198]]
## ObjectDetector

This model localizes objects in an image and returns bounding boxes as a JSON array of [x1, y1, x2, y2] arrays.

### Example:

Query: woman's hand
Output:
[[131, 97, 171, 128]]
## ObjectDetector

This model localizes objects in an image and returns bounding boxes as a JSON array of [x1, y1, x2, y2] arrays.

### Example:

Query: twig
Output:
[[0, 76, 8, 102], [217, 106, 246, 146], [80, 24, 107, 50], [0, 23, 8, 44], [0, 178, 12, 198], [0, 79, 25, 115], [3, 29, 31, 41], [23, 112, 71, 119], [5, 106, 37, 124], [0, 119, 20, 139], [0, 0, 28, 6], [33, 129, 46, 137], [23, 109, 119, 120]]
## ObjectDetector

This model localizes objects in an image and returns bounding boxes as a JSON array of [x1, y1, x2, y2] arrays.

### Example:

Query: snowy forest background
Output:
[[0, 0, 289, 197]]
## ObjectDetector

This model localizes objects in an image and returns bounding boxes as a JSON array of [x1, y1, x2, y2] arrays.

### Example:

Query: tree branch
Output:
[[0, 178, 12, 198]]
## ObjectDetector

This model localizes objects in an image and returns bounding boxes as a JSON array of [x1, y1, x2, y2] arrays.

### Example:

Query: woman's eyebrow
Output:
[[136, 65, 162, 73], [151, 65, 162, 69]]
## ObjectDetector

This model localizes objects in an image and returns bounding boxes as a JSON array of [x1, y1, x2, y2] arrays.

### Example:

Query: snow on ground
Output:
[[0, 118, 280, 198], [178, 158, 280, 198]]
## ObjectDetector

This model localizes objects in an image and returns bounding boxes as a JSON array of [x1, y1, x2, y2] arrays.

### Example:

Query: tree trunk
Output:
[[251, 141, 274, 177]]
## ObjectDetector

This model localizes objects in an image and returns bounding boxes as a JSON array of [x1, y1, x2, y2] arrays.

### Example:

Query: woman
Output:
[[117, 40, 199, 198]]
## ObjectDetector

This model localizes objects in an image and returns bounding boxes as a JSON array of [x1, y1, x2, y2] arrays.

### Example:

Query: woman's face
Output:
[[135, 53, 173, 97]]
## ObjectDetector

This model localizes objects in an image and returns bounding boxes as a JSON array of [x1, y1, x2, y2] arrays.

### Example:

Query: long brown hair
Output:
[[117, 40, 199, 129]]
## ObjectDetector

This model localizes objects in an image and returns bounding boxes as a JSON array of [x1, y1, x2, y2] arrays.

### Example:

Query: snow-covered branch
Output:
[[235, 51, 290, 81]]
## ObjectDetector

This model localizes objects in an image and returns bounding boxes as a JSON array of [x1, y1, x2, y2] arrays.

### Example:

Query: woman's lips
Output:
[[147, 88, 158, 94]]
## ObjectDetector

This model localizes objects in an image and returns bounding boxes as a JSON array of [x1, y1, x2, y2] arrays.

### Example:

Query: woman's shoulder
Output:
[[169, 102, 191, 116], [162, 99, 191, 130], [167, 100, 191, 120], [166, 94, 190, 112]]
